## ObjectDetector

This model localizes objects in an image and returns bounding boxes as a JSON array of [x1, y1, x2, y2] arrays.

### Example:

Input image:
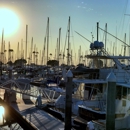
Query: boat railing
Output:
[[0, 80, 60, 103], [42, 89, 59, 102]]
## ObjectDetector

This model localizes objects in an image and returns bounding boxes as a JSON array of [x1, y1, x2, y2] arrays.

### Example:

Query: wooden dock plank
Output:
[[20, 107, 64, 130], [10, 98, 64, 130]]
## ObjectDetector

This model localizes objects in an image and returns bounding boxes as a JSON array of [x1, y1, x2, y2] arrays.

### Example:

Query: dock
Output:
[[12, 99, 64, 130], [0, 88, 64, 130]]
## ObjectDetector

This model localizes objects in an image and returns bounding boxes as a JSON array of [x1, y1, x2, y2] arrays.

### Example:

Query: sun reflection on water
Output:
[[0, 106, 4, 125]]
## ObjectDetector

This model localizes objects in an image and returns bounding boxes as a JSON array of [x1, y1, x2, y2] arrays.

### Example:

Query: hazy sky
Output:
[[0, 0, 130, 64]]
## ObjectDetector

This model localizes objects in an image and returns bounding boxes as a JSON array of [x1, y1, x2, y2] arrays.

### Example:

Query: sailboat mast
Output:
[[105, 23, 107, 51], [31, 37, 33, 64], [71, 50, 72, 65], [21, 39, 23, 59], [47, 17, 49, 65], [25, 25, 28, 62], [58, 28, 61, 65], [67, 16, 70, 66], [57, 38, 58, 60], [55, 49, 56, 60], [17, 42, 19, 59], [34, 44, 36, 64], [104, 23, 107, 66], [129, 25, 130, 56], [79, 45, 81, 64], [97, 22, 99, 41], [3, 41, 6, 64], [43, 37, 46, 65], [124, 33, 126, 56], [8, 42, 10, 62], [1, 29, 4, 63]]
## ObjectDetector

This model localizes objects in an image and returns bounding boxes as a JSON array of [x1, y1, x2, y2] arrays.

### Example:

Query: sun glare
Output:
[[0, 8, 20, 36], [0, 106, 4, 125]]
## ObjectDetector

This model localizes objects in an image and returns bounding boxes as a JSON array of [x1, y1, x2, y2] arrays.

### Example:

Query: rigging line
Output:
[[75, 31, 92, 43], [102, 26, 106, 42], [63, 17, 71, 61], [70, 20, 76, 56], [98, 27, 130, 47], [60, 32, 63, 55], [49, 26, 52, 54], [63, 26, 68, 59], [78, 35, 88, 48], [91, 26, 96, 41], [124, 15, 130, 33], [119, 0, 128, 38], [99, 26, 102, 41]]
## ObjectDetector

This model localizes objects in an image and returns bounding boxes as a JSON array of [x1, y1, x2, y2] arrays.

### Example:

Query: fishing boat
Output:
[[73, 47, 130, 129], [45, 34, 130, 130]]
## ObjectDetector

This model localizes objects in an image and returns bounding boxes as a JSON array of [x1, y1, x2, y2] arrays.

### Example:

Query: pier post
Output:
[[64, 70, 73, 130], [106, 72, 116, 130]]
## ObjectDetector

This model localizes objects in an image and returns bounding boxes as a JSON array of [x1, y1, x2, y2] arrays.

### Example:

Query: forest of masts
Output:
[[0, 17, 130, 67], [0, 17, 89, 67]]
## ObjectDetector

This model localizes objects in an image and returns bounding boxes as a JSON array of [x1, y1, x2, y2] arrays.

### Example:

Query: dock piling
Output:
[[106, 72, 116, 130], [64, 70, 73, 130]]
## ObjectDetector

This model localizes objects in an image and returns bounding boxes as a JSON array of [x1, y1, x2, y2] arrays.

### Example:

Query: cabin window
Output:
[[116, 86, 122, 100], [116, 86, 127, 100], [122, 87, 127, 99], [128, 88, 130, 100], [122, 100, 126, 106]]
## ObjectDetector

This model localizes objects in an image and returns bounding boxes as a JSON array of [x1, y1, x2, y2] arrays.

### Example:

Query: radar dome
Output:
[[93, 41, 104, 49]]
